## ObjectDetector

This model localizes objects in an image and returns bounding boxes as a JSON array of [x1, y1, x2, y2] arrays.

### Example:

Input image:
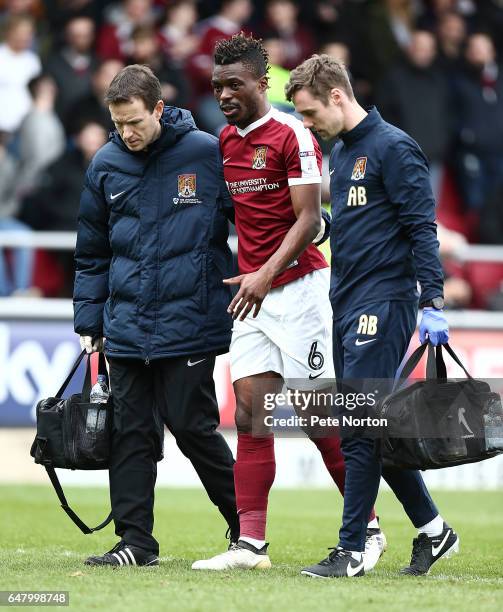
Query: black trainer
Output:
[[400, 522, 459, 576], [301, 547, 365, 578], [84, 541, 159, 567]]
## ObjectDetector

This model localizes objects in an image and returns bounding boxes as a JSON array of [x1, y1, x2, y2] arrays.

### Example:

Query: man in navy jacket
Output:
[[73, 64, 238, 567], [287, 55, 458, 578]]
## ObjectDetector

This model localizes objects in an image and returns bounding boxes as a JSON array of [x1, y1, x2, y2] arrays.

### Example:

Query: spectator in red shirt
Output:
[[96, 0, 156, 62], [189, 0, 252, 134]]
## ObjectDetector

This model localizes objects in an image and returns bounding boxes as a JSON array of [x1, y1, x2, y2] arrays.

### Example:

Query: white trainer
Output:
[[363, 527, 387, 572], [191, 542, 272, 571]]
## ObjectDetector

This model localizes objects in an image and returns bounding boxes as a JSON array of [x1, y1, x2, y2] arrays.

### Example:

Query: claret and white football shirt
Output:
[[220, 106, 328, 288]]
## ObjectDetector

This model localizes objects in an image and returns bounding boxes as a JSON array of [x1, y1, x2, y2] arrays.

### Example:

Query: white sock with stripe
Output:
[[239, 536, 266, 550]]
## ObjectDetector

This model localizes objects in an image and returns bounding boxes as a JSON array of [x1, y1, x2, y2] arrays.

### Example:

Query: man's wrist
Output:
[[419, 297, 444, 310], [258, 263, 276, 286]]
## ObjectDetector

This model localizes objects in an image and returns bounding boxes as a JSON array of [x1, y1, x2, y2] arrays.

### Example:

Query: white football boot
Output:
[[192, 541, 271, 571], [363, 520, 387, 572]]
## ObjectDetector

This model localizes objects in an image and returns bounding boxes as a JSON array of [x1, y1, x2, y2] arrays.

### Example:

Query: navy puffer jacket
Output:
[[73, 107, 234, 361]]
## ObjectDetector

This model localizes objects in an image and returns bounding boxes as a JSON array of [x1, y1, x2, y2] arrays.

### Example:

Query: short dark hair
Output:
[[104, 64, 161, 112], [285, 54, 354, 103], [214, 32, 269, 78]]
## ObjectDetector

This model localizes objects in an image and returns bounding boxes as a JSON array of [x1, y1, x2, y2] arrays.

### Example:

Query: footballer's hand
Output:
[[224, 270, 274, 320], [79, 335, 104, 354]]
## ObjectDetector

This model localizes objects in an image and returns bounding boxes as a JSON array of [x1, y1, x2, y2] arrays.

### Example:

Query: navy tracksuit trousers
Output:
[[332, 300, 438, 551]]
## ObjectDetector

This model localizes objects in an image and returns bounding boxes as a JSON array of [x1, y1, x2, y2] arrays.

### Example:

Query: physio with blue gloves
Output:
[[286, 54, 458, 580]]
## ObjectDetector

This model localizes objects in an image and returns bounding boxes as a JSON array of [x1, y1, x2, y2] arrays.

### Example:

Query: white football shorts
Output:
[[230, 268, 335, 389]]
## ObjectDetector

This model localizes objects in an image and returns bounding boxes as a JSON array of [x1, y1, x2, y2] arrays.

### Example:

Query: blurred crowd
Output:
[[0, 0, 502, 308]]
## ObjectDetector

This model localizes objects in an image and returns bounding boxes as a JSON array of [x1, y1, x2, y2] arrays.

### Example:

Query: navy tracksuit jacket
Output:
[[329, 108, 443, 550]]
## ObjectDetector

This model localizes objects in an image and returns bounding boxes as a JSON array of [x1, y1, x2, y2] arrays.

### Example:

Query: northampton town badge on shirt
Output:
[[351, 157, 367, 181], [252, 145, 268, 170], [173, 174, 202, 205]]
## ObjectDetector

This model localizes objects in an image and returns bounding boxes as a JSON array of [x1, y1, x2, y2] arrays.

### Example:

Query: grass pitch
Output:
[[1, 485, 502, 611]]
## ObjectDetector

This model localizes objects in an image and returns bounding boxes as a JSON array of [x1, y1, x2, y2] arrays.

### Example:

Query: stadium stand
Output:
[[0, 0, 501, 304]]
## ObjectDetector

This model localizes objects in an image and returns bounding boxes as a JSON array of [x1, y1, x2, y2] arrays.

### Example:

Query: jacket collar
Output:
[[340, 106, 381, 146]]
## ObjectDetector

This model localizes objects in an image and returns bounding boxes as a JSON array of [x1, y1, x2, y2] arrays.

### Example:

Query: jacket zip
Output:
[[142, 149, 164, 365]]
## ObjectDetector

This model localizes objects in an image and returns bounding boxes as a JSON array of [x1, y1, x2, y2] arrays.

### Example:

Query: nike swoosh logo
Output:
[[110, 190, 126, 200], [355, 338, 377, 346], [309, 371, 325, 380], [431, 529, 451, 557], [329, 169, 335, 175], [223, 157, 231, 164], [187, 358, 206, 367], [347, 559, 364, 577]]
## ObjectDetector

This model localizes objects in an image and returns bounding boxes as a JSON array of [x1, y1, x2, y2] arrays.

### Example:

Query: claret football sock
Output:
[[234, 432, 276, 541], [418, 514, 444, 537], [310, 436, 346, 494]]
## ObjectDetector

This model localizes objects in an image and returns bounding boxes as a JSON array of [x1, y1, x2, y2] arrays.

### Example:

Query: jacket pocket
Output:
[[200, 252, 208, 312]]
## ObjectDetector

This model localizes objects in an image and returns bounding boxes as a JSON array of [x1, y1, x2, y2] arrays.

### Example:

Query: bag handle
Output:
[[45, 464, 113, 534], [395, 342, 446, 388], [426, 343, 473, 381], [395, 342, 428, 385], [442, 343, 473, 380], [426, 343, 447, 380], [56, 351, 108, 400], [55, 350, 86, 398], [395, 341, 472, 390]]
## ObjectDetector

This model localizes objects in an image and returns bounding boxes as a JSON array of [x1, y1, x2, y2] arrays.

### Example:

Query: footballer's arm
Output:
[[224, 183, 321, 320]]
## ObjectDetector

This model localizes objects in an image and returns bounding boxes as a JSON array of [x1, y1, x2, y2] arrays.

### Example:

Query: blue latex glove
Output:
[[313, 208, 331, 246], [419, 308, 449, 345]]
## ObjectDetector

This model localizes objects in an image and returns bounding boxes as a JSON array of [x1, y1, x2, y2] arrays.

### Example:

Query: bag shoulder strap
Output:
[[45, 465, 113, 534]]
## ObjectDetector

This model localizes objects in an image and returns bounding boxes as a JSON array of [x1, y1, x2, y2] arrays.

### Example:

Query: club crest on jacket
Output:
[[351, 157, 367, 181]]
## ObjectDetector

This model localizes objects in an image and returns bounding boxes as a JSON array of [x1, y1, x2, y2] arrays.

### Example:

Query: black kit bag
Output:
[[376, 342, 503, 470], [30, 350, 113, 533]]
